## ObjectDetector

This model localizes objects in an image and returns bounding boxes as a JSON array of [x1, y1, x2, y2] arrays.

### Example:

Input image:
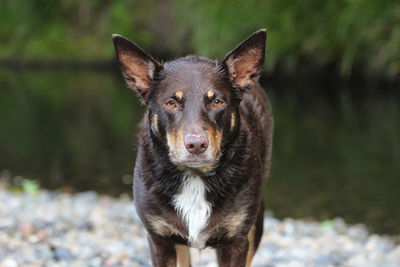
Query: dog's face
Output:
[[149, 58, 239, 172], [112, 30, 266, 173]]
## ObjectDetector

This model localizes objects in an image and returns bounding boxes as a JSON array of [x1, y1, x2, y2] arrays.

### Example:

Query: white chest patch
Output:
[[172, 173, 211, 249]]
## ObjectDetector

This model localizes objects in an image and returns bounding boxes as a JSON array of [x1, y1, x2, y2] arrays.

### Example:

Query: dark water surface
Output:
[[0, 69, 399, 234]]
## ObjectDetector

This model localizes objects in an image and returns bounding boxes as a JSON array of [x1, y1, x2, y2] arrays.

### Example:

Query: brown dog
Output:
[[112, 29, 273, 267]]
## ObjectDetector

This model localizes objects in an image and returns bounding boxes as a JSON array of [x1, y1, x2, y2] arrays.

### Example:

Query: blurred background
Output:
[[0, 0, 399, 235]]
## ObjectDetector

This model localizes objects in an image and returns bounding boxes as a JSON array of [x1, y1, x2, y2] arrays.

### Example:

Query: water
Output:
[[0, 68, 399, 234]]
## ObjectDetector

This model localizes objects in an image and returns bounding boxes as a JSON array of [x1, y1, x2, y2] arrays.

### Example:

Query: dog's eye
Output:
[[213, 99, 223, 108], [166, 100, 177, 108]]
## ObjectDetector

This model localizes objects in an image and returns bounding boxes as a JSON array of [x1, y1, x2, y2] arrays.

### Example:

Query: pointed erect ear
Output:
[[223, 29, 267, 90], [112, 34, 161, 100]]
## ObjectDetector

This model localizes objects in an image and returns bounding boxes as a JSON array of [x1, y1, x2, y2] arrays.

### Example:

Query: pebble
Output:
[[0, 184, 399, 266]]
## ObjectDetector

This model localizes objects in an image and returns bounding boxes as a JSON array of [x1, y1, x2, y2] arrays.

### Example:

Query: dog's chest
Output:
[[172, 173, 211, 249]]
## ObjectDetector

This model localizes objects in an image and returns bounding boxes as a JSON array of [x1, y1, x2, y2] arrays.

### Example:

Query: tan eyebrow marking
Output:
[[207, 90, 215, 98], [230, 112, 236, 131], [175, 91, 183, 100]]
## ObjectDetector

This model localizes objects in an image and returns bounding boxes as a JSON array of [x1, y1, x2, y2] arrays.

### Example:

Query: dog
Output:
[[112, 29, 273, 267]]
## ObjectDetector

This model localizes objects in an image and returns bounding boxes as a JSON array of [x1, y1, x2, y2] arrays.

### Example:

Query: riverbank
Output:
[[0, 183, 399, 266]]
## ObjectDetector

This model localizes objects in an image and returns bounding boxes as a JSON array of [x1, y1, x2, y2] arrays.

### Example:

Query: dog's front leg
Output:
[[148, 235, 177, 267], [216, 238, 249, 267]]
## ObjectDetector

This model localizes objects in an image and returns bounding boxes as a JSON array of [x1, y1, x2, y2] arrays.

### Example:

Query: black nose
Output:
[[184, 134, 209, 154]]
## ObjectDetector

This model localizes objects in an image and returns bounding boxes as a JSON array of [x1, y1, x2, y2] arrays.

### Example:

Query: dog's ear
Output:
[[223, 29, 266, 90], [112, 34, 161, 100]]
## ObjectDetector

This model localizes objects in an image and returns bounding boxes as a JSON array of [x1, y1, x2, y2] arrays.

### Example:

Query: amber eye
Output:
[[213, 99, 223, 108], [166, 100, 177, 108]]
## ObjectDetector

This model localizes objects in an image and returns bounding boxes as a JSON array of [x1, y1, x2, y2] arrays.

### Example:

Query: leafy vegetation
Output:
[[0, 0, 156, 60], [174, 0, 400, 75], [1, 0, 398, 75]]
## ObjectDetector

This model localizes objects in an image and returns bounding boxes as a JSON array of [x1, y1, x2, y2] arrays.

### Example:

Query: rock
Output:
[[347, 253, 376, 267], [333, 217, 347, 234], [18, 224, 35, 237], [346, 224, 368, 242], [314, 252, 345, 265], [385, 246, 400, 265], [1, 259, 18, 267], [0, 186, 399, 266], [365, 234, 394, 253], [51, 247, 75, 261]]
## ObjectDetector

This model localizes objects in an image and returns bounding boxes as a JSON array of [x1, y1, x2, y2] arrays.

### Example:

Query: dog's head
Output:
[[112, 30, 266, 173]]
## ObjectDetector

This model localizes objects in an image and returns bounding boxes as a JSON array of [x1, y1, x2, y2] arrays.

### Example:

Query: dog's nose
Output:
[[184, 134, 209, 154]]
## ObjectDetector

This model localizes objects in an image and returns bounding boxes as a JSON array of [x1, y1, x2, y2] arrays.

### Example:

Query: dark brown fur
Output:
[[112, 29, 273, 267]]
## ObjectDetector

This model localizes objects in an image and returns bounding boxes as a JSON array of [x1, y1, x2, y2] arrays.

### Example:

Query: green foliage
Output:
[[173, 0, 400, 75], [320, 220, 334, 229], [0, 0, 398, 74], [0, 0, 156, 60], [22, 179, 40, 195]]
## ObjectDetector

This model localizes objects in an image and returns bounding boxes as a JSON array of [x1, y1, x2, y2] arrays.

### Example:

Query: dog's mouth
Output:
[[182, 159, 215, 168], [169, 154, 219, 172], [166, 129, 222, 173]]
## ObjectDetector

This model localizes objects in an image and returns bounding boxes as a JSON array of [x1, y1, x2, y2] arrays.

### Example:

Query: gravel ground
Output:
[[0, 183, 399, 267]]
